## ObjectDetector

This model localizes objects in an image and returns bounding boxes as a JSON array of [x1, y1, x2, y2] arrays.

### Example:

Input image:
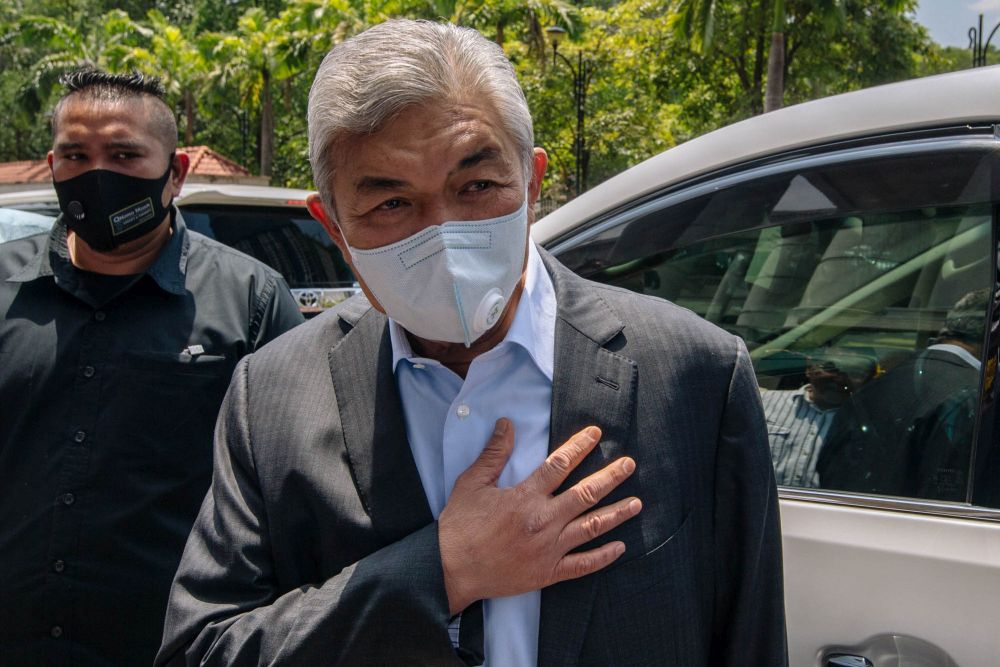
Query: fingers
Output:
[[458, 418, 516, 487], [555, 455, 636, 518], [552, 540, 627, 583], [524, 426, 603, 495], [559, 497, 642, 550]]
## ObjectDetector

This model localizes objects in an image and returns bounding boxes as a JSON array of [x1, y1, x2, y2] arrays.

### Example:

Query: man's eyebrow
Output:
[[54, 140, 148, 152], [355, 176, 409, 193], [455, 148, 503, 172], [105, 140, 147, 151]]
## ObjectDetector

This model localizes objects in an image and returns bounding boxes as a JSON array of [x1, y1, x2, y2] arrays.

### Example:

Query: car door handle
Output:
[[826, 655, 873, 667]]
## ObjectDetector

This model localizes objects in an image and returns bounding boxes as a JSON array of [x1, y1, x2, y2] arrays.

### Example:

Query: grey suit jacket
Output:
[[157, 250, 787, 666]]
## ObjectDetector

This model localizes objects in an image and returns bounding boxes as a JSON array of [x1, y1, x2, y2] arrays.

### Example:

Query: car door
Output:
[[543, 128, 1000, 666]]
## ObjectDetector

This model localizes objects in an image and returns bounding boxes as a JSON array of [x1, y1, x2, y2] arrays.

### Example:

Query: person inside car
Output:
[[819, 289, 989, 501]]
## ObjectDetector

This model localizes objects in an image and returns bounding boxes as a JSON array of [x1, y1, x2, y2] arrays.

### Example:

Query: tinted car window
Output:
[[181, 204, 355, 289], [552, 140, 999, 506]]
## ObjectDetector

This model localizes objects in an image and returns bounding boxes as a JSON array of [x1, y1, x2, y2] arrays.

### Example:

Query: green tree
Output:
[[7, 10, 144, 115], [203, 6, 312, 176], [120, 10, 210, 145]]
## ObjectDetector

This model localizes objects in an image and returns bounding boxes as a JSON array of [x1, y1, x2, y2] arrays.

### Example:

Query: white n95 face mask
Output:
[[346, 198, 529, 347]]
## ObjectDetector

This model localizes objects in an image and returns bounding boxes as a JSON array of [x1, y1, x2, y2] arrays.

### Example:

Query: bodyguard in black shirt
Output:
[[0, 70, 303, 664]]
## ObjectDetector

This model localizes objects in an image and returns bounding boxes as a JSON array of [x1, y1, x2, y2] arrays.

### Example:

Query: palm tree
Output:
[[671, 0, 850, 113], [203, 7, 310, 177], [7, 10, 143, 115], [118, 10, 209, 145]]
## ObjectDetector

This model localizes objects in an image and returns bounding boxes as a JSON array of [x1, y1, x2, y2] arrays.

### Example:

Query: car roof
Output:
[[174, 183, 313, 207], [0, 182, 314, 208], [532, 65, 1000, 244]]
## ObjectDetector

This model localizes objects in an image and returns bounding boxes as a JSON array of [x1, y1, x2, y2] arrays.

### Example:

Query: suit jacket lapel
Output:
[[538, 251, 639, 667], [328, 298, 434, 544]]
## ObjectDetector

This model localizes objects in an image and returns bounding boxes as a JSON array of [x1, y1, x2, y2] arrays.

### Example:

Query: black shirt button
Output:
[[50, 626, 63, 638], [82, 366, 95, 378], [73, 431, 86, 444], [61, 493, 75, 506], [53, 560, 65, 573], [94, 311, 106, 322]]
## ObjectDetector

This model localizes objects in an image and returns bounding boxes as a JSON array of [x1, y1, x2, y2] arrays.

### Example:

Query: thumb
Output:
[[462, 418, 515, 487]]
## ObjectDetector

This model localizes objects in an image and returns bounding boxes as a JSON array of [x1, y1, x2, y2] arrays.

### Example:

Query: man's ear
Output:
[[46, 151, 54, 174], [169, 151, 191, 196], [306, 193, 349, 257], [527, 147, 548, 226]]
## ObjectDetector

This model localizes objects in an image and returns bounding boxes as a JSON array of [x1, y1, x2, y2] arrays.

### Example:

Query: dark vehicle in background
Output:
[[0, 184, 358, 316], [533, 66, 1000, 666]]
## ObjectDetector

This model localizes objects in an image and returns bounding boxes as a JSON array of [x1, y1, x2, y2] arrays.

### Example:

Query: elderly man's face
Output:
[[307, 99, 546, 312]]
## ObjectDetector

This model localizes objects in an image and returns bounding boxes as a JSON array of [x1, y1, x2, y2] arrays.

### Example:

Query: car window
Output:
[[552, 140, 999, 507], [181, 204, 355, 288]]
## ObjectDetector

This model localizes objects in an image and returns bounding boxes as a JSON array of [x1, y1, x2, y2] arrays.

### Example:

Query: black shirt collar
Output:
[[8, 207, 190, 297]]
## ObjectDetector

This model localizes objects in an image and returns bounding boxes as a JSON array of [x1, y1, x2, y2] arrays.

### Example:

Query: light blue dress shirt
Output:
[[390, 242, 556, 667]]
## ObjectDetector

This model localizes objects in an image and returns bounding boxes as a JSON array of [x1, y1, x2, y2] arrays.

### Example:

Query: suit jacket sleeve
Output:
[[710, 338, 788, 666], [155, 357, 458, 666]]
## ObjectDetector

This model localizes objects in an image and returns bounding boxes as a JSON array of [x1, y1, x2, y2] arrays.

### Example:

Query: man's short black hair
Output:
[[60, 69, 167, 99], [51, 68, 178, 154]]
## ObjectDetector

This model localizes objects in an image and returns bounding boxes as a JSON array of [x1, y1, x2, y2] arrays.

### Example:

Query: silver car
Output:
[[533, 65, 1000, 666]]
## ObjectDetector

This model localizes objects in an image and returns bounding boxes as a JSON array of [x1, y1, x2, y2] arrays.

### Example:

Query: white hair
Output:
[[307, 19, 535, 211]]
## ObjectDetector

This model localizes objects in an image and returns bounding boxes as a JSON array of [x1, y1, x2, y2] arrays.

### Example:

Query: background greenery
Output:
[[0, 0, 995, 203]]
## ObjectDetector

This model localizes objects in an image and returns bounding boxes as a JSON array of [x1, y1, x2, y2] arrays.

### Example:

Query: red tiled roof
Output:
[[180, 145, 252, 178], [0, 159, 51, 185], [0, 146, 252, 184]]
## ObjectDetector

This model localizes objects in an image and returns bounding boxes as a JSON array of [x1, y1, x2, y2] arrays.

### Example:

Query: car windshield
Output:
[[0, 207, 55, 243]]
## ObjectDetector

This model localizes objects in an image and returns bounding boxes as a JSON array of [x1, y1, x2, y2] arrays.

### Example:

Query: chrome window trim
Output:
[[546, 135, 1000, 256], [778, 487, 1000, 522]]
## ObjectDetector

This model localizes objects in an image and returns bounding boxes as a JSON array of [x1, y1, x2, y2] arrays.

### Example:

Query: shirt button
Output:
[[456, 404, 471, 419], [73, 431, 87, 444], [94, 311, 106, 322], [82, 366, 95, 378], [52, 560, 65, 573], [50, 626, 63, 638], [61, 493, 75, 506]]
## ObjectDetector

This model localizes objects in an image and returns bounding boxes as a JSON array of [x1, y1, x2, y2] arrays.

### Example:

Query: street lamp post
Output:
[[968, 14, 1000, 67], [545, 26, 592, 196]]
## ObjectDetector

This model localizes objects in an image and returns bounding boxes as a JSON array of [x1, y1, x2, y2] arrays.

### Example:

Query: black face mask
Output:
[[53, 158, 175, 251]]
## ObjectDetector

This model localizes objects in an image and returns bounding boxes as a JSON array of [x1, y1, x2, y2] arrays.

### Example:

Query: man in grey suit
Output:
[[158, 19, 786, 666]]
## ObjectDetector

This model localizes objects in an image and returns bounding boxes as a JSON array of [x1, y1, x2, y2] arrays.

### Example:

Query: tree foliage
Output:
[[0, 0, 973, 202]]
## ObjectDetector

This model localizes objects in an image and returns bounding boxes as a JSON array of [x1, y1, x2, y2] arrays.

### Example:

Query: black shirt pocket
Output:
[[109, 351, 233, 479]]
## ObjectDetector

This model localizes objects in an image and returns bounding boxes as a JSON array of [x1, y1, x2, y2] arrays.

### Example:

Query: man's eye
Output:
[[376, 199, 404, 211], [65, 153, 86, 161], [113, 152, 139, 160], [467, 181, 492, 192]]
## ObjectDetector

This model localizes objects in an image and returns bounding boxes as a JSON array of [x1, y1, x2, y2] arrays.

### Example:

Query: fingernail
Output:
[[628, 498, 642, 514], [622, 457, 635, 474], [614, 542, 626, 556], [494, 418, 509, 436], [585, 426, 601, 443]]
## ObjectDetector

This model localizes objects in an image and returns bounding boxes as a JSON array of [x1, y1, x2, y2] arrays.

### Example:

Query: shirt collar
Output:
[[7, 207, 189, 296], [926, 343, 983, 371], [389, 242, 556, 381]]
